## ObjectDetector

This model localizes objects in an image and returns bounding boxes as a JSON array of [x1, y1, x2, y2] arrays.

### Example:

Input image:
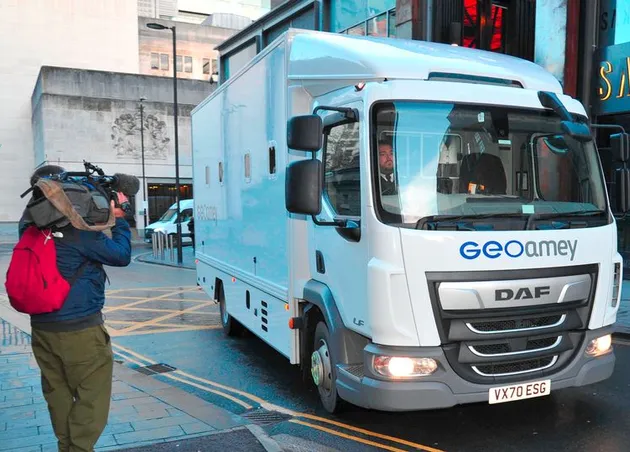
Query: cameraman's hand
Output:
[[110, 200, 125, 219]]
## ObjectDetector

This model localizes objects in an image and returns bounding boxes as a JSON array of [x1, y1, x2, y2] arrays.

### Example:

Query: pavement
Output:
[[0, 300, 281, 452], [135, 245, 196, 270]]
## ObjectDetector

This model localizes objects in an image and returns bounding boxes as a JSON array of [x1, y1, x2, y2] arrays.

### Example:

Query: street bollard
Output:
[[169, 235, 174, 262], [158, 232, 164, 260], [152, 233, 158, 258], [163, 232, 169, 261]]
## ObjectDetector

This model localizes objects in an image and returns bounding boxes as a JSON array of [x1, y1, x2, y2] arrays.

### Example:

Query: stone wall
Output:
[[31, 66, 215, 228]]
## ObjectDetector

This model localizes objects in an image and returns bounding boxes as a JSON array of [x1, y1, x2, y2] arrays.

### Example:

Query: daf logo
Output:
[[495, 286, 551, 301]]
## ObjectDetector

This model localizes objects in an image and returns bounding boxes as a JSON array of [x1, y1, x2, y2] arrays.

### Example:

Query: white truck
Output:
[[191, 29, 629, 413]]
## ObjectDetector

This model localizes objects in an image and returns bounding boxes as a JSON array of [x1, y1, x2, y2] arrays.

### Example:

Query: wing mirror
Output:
[[287, 115, 323, 152]]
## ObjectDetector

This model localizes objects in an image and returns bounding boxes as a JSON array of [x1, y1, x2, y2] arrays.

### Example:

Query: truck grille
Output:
[[468, 335, 563, 358], [426, 264, 597, 385], [467, 314, 565, 334], [473, 356, 557, 377]]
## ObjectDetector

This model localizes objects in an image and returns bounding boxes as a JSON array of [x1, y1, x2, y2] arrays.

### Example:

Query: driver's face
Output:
[[379, 144, 394, 171]]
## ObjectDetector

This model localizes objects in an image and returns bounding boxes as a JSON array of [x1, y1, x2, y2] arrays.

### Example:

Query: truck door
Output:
[[311, 101, 370, 337]]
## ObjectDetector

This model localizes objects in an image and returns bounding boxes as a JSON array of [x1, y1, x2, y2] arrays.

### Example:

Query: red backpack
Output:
[[4, 226, 84, 315]]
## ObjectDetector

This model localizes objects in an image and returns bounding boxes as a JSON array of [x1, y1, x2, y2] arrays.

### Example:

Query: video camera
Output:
[[22, 161, 140, 229]]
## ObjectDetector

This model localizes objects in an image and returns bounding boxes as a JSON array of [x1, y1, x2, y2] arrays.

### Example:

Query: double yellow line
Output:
[[112, 342, 444, 452]]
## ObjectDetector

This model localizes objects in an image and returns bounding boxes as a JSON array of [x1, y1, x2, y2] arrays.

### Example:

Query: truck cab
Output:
[[283, 32, 629, 412]]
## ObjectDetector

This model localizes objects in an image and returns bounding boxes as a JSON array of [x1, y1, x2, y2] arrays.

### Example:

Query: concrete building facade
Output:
[[0, 0, 140, 222], [32, 67, 214, 227], [139, 17, 236, 82]]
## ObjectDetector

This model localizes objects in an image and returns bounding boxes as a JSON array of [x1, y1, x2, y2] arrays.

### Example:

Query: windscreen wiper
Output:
[[523, 210, 607, 230], [415, 213, 527, 230]]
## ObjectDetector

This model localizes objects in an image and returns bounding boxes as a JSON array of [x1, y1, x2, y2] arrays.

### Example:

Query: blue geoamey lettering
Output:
[[460, 241, 481, 260], [482, 241, 502, 259], [460, 239, 577, 261], [504, 240, 524, 258]]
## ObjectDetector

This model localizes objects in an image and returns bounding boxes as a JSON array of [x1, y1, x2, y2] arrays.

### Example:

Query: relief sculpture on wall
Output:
[[111, 112, 170, 160]]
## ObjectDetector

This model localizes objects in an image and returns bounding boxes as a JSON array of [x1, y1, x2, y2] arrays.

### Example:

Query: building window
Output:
[[203, 58, 210, 74], [175, 55, 193, 73], [151, 53, 159, 69], [336, 7, 397, 38], [160, 53, 169, 70], [368, 13, 387, 37], [388, 10, 396, 37], [348, 22, 366, 36]]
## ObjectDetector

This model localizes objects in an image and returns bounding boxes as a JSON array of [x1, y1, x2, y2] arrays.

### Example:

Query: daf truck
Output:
[[190, 29, 629, 412]]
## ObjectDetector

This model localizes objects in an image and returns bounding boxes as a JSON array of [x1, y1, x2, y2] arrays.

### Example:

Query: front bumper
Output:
[[336, 326, 615, 412]]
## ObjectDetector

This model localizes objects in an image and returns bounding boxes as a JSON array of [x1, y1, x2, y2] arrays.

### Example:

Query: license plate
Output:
[[489, 379, 551, 404]]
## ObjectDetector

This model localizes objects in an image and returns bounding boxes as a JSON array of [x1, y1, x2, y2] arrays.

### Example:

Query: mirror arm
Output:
[[313, 106, 359, 122], [311, 216, 360, 228], [311, 216, 346, 227]]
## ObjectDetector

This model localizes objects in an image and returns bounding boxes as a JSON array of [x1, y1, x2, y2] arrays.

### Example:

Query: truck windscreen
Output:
[[371, 101, 609, 230]]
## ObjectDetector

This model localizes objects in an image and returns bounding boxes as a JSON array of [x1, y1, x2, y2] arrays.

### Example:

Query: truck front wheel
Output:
[[311, 321, 343, 413]]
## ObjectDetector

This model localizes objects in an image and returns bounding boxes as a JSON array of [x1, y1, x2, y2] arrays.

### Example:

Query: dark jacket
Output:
[[19, 217, 132, 328]]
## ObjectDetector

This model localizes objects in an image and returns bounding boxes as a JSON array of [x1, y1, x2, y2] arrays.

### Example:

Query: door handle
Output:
[[315, 250, 325, 274]]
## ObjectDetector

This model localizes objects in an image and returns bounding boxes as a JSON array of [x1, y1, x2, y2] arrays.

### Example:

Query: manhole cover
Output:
[[135, 363, 177, 375], [241, 408, 292, 426]]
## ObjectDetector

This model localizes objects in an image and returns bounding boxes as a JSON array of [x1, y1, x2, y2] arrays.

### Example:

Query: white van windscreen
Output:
[[372, 101, 608, 230]]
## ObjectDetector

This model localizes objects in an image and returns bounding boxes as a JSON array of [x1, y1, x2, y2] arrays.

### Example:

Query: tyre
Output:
[[311, 321, 343, 413], [218, 284, 243, 337]]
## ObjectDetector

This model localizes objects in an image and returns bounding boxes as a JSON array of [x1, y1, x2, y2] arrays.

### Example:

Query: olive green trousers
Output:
[[31, 324, 113, 452]]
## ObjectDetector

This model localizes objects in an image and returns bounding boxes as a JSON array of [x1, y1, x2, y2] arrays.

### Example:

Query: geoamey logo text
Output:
[[460, 239, 578, 261]]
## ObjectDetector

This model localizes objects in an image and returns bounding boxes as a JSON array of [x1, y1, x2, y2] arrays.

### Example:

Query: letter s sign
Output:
[[460, 241, 481, 260]]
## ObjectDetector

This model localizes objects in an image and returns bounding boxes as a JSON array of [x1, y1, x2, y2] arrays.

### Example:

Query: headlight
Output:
[[612, 263, 621, 308], [373, 356, 438, 378], [585, 334, 612, 357]]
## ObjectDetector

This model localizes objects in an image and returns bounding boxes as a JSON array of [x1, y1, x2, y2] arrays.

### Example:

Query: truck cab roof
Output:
[[281, 29, 562, 97]]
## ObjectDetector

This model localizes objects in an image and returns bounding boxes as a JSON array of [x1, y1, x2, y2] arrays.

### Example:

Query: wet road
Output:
[[1, 245, 629, 451], [108, 249, 630, 452]]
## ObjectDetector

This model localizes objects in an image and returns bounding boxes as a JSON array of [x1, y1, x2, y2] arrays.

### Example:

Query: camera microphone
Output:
[[111, 173, 140, 196]]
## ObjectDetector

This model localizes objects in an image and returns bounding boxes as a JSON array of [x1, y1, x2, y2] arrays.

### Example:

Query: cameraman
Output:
[[19, 166, 132, 452]]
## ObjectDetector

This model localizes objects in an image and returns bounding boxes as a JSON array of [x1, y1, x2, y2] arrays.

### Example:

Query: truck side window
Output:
[[324, 122, 361, 216]]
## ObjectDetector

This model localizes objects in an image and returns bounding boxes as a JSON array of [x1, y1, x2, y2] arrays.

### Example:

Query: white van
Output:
[[144, 199, 194, 244]]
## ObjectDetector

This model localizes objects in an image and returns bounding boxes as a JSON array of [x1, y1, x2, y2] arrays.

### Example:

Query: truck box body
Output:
[[191, 29, 623, 412]]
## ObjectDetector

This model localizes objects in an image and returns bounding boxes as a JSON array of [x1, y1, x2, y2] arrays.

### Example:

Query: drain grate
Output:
[[241, 408, 292, 426], [135, 363, 177, 376]]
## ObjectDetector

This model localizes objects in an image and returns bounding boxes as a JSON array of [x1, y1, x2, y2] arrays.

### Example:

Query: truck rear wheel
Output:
[[311, 321, 343, 413], [218, 284, 243, 337]]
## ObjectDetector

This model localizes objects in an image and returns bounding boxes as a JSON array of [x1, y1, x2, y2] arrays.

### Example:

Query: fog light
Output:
[[373, 356, 438, 378], [585, 334, 612, 357]]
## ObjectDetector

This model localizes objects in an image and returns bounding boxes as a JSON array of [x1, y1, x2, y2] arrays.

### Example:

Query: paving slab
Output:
[[0, 309, 277, 452]]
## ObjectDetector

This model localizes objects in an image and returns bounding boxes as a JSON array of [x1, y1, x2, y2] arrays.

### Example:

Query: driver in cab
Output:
[[378, 137, 397, 195]]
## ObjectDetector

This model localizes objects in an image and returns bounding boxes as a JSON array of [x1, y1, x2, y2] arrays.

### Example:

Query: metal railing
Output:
[[151, 231, 192, 263]]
